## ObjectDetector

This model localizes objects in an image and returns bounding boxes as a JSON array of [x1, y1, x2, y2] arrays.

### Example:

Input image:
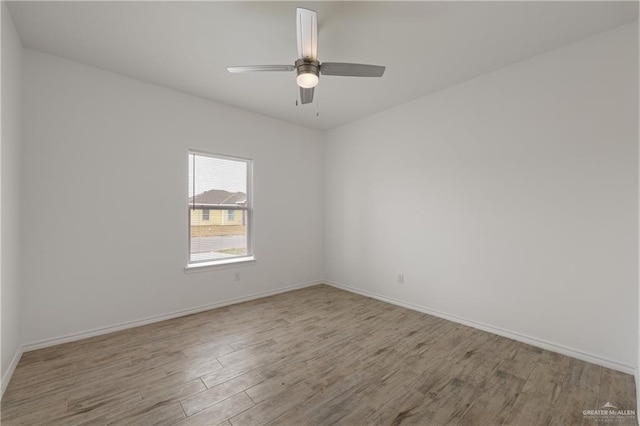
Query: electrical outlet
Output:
[[398, 274, 404, 284], [234, 272, 241, 282]]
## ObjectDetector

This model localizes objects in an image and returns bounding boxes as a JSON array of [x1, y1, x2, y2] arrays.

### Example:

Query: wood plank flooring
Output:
[[1, 285, 636, 425]]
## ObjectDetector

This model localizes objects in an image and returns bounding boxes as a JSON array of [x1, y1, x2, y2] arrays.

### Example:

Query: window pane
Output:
[[188, 153, 251, 263]]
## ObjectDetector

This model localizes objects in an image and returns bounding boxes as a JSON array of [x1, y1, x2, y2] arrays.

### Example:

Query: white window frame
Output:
[[185, 150, 255, 272]]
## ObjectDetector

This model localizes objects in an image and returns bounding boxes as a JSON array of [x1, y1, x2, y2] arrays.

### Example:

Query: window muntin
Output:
[[188, 151, 253, 266]]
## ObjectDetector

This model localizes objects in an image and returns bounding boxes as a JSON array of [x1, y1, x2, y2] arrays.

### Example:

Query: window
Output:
[[188, 151, 253, 267]]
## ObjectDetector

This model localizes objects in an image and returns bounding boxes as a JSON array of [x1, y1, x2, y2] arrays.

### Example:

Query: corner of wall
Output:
[[1, 347, 22, 397], [1, 0, 24, 399]]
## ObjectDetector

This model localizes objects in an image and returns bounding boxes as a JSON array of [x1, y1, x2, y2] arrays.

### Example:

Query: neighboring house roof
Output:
[[189, 189, 246, 207]]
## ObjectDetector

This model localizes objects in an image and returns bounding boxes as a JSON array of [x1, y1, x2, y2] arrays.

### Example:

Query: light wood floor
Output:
[[1, 285, 636, 425]]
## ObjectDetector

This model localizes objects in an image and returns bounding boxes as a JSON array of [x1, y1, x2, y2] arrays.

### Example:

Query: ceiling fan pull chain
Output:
[[316, 90, 320, 116]]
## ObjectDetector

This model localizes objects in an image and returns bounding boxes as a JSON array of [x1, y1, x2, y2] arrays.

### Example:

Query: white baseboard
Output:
[[22, 280, 322, 353], [1, 346, 24, 398], [326, 280, 636, 375]]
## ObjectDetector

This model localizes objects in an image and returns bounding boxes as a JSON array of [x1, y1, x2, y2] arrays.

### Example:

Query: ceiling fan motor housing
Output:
[[295, 58, 320, 79]]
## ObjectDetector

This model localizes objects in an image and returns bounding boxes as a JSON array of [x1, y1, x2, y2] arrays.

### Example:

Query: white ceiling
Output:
[[7, 1, 638, 130]]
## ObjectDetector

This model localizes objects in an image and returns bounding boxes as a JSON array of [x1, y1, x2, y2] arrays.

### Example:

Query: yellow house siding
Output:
[[190, 208, 247, 238], [190, 208, 244, 226]]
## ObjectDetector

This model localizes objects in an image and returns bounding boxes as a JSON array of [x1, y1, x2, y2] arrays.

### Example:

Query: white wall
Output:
[[21, 50, 324, 345], [637, 7, 640, 414], [325, 23, 639, 371], [1, 1, 23, 392], [10, 14, 640, 385]]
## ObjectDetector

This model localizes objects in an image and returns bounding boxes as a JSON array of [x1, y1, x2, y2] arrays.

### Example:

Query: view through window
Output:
[[188, 152, 252, 265]]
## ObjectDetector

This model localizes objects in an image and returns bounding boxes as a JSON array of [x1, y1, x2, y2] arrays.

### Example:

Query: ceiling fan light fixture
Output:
[[296, 71, 319, 88], [295, 59, 320, 88]]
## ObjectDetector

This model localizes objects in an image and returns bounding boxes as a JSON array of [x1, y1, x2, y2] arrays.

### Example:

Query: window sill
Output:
[[184, 256, 256, 274]]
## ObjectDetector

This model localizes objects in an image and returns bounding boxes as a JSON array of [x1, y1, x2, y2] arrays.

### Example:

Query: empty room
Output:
[[1, 1, 639, 425]]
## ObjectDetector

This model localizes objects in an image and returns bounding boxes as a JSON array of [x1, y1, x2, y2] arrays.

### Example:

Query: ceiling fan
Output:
[[227, 8, 386, 105]]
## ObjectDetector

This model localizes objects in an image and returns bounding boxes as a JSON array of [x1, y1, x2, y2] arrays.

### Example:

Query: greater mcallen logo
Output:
[[583, 402, 635, 422]]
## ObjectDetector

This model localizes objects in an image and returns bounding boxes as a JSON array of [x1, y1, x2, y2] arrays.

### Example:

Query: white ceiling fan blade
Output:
[[300, 87, 315, 104], [320, 63, 385, 77], [296, 8, 317, 61], [227, 65, 294, 73]]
